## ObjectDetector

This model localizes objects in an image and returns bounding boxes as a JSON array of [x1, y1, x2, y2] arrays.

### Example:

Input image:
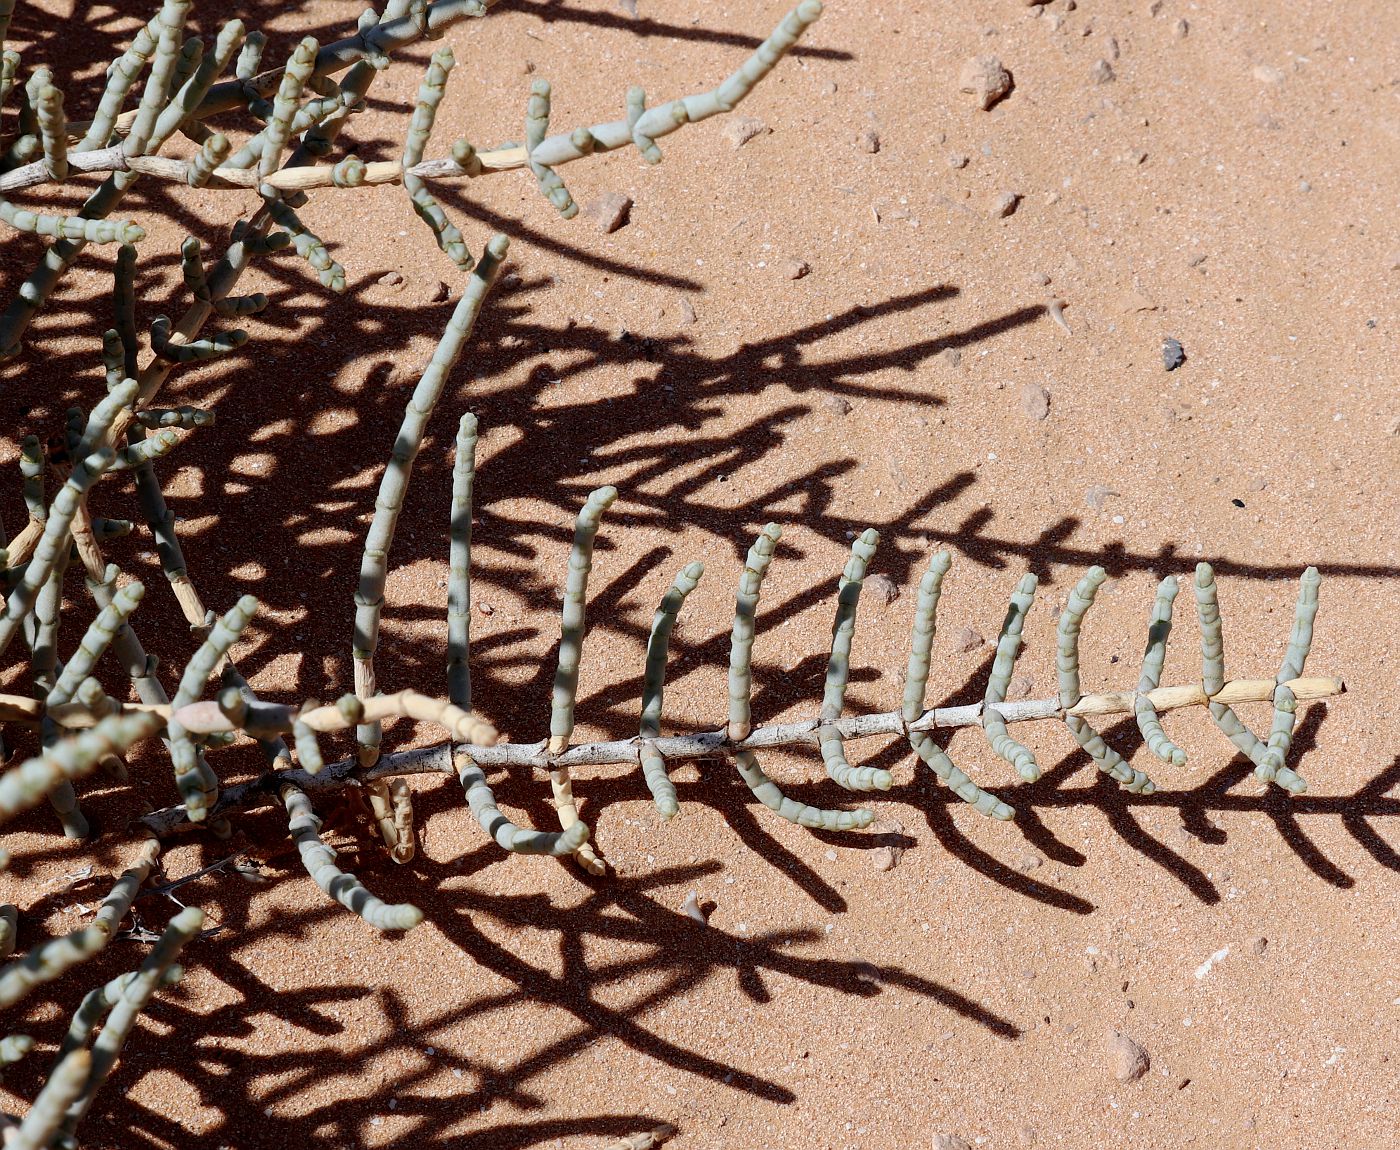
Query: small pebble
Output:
[[989, 190, 1020, 218], [822, 395, 853, 416], [957, 626, 985, 653], [1248, 478, 1267, 492], [1107, 1031, 1150, 1082], [584, 193, 633, 234], [941, 347, 962, 369], [1008, 674, 1034, 700], [1253, 64, 1285, 84], [1173, 18, 1189, 38], [870, 819, 906, 873], [722, 116, 770, 148], [1020, 382, 1050, 420], [1018, 1127, 1038, 1146], [959, 55, 1013, 110], [784, 259, 811, 280], [1120, 290, 1157, 313], [1251, 936, 1269, 957], [378, 270, 404, 287], [820, 80, 838, 96], [476, 601, 494, 616], [824, 849, 838, 862], [947, 152, 970, 169], [1046, 298, 1072, 334], [1084, 484, 1118, 510], [1016, 853, 1043, 872], [863, 573, 900, 606], [1090, 58, 1116, 84], [1030, 271, 1051, 286], [1162, 336, 1186, 371], [681, 891, 708, 925], [678, 297, 698, 326], [858, 128, 881, 153], [619, 0, 638, 16], [933, 1136, 972, 1150]]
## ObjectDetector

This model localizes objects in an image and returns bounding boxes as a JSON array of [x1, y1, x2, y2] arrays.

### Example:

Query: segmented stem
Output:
[[1135, 576, 1187, 766], [547, 486, 617, 874], [819, 530, 890, 792], [982, 574, 1040, 780], [281, 785, 421, 929], [639, 562, 704, 818], [728, 524, 781, 740], [903, 552, 1013, 819], [1056, 568, 1156, 793]]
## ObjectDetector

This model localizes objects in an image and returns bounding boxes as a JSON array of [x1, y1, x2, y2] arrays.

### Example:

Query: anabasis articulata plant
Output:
[[0, 0, 1344, 1142]]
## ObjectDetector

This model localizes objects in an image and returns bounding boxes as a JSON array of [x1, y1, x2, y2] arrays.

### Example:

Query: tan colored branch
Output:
[[4, 674, 1339, 747], [129, 674, 1343, 839]]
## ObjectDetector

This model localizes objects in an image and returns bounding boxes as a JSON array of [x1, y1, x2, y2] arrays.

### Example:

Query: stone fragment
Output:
[[377, 270, 404, 287], [959, 56, 1013, 110], [1091, 58, 1116, 84], [934, 1137, 972, 1150], [957, 626, 984, 653], [858, 128, 881, 153], [584, 193, 633, 233], [1107, 1031, 1150, 1082], [863, 574, 900, 606], [784, 259, 811, 280], [990, 190, 1020, 218], [1020, 382, 1050, 420], [722, 116, 769, 148], [1085, 485, 1118, 510], [1162, 336, 1186, 371]]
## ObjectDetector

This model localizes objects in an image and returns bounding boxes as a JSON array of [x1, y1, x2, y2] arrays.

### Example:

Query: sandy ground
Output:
[[2, 0, 1398, 1147]]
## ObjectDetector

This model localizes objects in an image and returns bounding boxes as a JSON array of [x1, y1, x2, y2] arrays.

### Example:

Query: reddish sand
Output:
[[1, 1, 1397, 1147]]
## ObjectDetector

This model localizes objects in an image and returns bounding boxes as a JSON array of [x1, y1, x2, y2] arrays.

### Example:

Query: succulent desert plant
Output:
[[0, 0, 1344, 1143]]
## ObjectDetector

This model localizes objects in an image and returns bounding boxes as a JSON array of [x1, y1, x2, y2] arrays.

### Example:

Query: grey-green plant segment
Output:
[[982, 573, 1041, 781], [1135, 577, 1187, 766], [548, 485, 618, 747], [903, 552, 1014, 821], [1055, 568, 1155, 794], [640, 562, 705, 819], [819, 529, 892, 792]]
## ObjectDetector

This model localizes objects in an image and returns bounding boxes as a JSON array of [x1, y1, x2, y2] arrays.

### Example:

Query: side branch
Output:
[[124, 675, 1344, 838], [0, 2, 825, 198]]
